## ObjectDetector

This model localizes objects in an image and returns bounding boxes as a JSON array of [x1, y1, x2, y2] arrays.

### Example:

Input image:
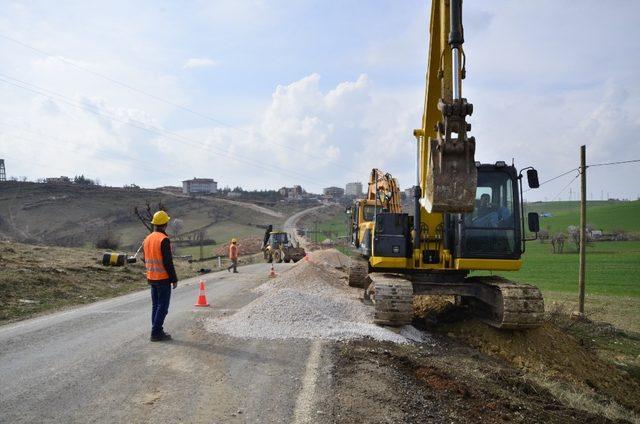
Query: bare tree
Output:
[[168, 218, 184, 240], [567, 225, 580, 251], [133, 201, 166, 233], [551, 233, 566, 254], [538, 229, 549, 243]]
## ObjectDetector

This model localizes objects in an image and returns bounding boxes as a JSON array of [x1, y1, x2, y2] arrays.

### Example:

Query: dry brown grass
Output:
[[0, 241, 199, 323]]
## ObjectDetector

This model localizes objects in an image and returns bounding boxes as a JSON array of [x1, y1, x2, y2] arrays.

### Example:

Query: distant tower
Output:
[[0, 159, 5, 182]]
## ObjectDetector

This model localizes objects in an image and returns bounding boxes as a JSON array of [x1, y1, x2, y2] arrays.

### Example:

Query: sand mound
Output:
[[206, 250, 429, 343]]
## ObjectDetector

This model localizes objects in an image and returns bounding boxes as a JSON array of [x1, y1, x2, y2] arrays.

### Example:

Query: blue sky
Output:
[[0, 0, 639, 201]]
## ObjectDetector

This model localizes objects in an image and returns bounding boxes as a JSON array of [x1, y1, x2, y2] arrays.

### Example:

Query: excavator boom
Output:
[[414, 0, 477, 213], [366, 168, 402, 214], [347, 0, 545, 331]]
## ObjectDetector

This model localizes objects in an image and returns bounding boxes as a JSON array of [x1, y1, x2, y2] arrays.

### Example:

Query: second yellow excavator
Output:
[[347, 0, 544, 330]]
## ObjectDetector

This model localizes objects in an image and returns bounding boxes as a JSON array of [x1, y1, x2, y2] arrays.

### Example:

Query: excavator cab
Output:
[[456, 164, 521, 259]]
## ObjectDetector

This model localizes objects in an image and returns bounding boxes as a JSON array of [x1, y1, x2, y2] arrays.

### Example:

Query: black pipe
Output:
[[413, 185, 421, 257], [449, 0, 464, 48]]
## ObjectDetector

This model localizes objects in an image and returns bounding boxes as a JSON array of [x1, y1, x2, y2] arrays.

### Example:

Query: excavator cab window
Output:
[[363, 205, 376, 221], [460, 168, 519, 258]]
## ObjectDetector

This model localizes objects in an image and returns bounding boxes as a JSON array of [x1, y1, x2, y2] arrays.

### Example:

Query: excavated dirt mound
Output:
[[413, 295, 640, 417], [316, 339, 616, 424], [443, 319, 640, 413]]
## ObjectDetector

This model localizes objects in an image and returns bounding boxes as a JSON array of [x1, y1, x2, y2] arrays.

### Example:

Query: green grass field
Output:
[[479, 241, 640, 297], [316, 214, 349, 236], [527, 200, 640, 235], [316, 203, 640, 298]]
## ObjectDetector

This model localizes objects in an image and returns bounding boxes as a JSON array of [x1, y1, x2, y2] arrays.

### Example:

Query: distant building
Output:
[[345, 182, 363, 197], [279, 185, 304, 200], [46, 176, 71, 184], [323, 186, 344, 199], [404, 187, 415, 199], [182, 178, 218, 195]]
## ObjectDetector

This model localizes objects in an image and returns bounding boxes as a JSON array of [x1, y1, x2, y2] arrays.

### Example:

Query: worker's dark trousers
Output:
[[150, 283, 171, 336], [227, 259, 238, 273]]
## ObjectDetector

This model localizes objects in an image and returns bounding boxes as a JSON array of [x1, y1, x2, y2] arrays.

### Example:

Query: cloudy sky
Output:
[[0, 0, 639, 200]]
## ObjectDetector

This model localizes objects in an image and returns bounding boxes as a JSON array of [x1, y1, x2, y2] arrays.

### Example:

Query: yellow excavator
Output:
[[348, 0, 544, 330], [347, 168, 401, 270]]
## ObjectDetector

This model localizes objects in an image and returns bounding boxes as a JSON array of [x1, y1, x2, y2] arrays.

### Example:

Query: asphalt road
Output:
[[283, 205, 326, 249], [0, 262, 330, 424]]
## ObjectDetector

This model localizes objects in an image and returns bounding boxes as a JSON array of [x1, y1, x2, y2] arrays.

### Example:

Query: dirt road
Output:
[[0, 262, 329, 423], [284, 204, 325, 248], [2, 248, 637, 423]]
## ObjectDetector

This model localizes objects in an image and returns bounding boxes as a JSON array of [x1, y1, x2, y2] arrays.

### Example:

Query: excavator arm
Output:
[[414, 0, 476, 213], [366, 168, 402, 214]]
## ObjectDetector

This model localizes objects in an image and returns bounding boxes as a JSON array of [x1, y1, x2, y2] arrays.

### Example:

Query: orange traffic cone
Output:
[[194, 281, 210, 307], [269, 264, 277, 278]]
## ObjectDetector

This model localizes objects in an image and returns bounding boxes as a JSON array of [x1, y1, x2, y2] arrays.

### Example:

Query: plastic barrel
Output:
[[102, 253, 127, 266]]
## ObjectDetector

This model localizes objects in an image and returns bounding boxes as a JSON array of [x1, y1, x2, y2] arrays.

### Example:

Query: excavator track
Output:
[[466, 276, 544, 330], [369, 274, 414, 326], [347, 258, 370, 288]]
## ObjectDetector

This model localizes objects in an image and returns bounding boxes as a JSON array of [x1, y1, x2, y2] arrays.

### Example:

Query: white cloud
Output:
[[1, 0, 639, 200], [182, 58, 218, 69]]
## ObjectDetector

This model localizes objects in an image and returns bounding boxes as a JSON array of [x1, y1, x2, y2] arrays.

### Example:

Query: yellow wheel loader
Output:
[[263, 231, 306, 263], [348, 0, 544, 330]]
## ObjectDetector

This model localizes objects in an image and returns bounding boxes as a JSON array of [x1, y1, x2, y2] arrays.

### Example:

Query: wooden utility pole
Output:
[[578, 145, 587, 314]]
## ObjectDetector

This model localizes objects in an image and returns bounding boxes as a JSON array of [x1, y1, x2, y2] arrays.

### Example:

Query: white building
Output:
[[345, 182, 363, 197], [323, 186, 344, 198], [182, 178, 218, 195], [278, 185, 304, 200]]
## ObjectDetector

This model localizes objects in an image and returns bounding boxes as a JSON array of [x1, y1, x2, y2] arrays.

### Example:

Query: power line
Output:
[[0, 73, 326, 186], [523, 167, 578, 193], [588, 159, 640, 167], [524, 157, 639, 194], [551, 172, 580, 201], [0, 32, 356, 173], [537, 168, 578, 188]]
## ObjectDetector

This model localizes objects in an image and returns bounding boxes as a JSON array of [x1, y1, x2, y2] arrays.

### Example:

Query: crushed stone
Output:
[[206, 249, 431, 344]]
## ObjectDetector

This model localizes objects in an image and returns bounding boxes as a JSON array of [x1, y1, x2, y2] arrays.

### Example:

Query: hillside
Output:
[[0, 182, 308, 252], [526, 200, 640, 235], [0, 241, 200, 323]]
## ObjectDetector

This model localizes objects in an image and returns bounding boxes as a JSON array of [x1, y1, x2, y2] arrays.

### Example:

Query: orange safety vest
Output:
[[143, 231, 170, 280], [229, 244, 238, 259]]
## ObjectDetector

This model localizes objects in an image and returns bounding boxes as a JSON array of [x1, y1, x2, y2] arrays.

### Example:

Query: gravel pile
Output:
[[206, 250, 430, 344]]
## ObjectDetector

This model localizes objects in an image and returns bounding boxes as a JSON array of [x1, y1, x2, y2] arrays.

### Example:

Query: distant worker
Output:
[[143, 210, 178, 342], [262, 225, 273, 248], [227, 238, 239, 273]]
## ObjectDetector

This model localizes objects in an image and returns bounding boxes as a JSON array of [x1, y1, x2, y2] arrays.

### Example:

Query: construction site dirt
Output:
[[1, 245, 639, 423], [305, 251, 640, 423]]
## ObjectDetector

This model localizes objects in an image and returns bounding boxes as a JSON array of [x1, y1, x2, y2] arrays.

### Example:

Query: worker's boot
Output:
[[150, 332, 172, 342]]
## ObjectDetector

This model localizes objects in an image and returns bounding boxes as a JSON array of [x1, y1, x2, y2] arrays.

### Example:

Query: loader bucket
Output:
[[423, 137, 477, 213]]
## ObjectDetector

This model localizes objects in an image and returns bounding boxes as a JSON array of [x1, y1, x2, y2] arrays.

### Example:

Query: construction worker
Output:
[[143, 210, 178, 342], [227, 238, 239, 273], [262, 225, 273, 249]]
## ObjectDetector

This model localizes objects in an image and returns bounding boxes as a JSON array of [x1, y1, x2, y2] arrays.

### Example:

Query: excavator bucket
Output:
[[423, 135, 477, 213]]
